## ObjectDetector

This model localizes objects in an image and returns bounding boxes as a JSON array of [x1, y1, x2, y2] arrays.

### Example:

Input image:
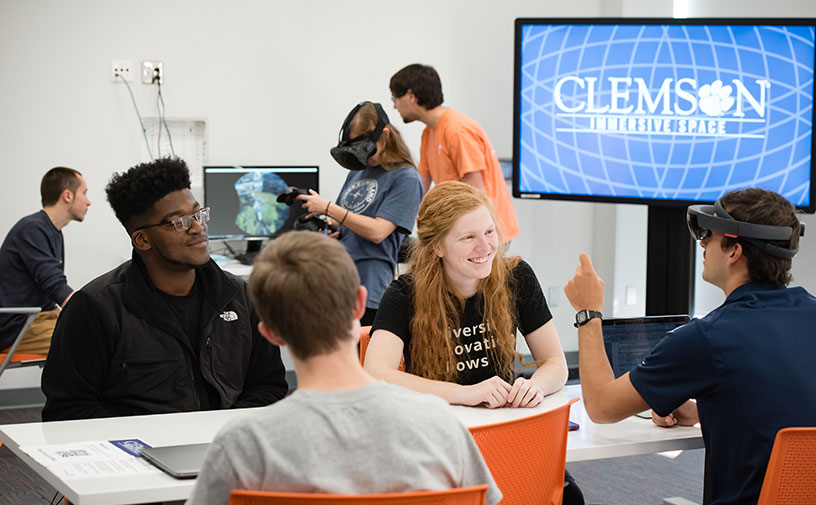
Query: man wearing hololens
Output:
[[564, 188, 816, 505], [42, 157, 288, 420], [297, 102, 422, 326]]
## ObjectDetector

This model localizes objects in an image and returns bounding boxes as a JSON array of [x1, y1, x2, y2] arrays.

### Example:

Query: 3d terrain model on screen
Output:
[[234, 171, 289, 236]]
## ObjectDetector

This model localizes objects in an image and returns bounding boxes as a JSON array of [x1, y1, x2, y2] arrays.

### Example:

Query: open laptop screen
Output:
[[602, 315, 690, 378]]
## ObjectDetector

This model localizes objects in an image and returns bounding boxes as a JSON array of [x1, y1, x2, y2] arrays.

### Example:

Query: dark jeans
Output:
[[564, 468, 585, 505]]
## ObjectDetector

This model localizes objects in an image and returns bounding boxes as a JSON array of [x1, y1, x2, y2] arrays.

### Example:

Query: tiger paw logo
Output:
[[698, 80, 735, 117]]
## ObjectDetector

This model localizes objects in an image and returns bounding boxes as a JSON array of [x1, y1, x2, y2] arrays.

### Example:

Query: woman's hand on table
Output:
[[506, 377, 544, 408], [465, 376, 512, 409]]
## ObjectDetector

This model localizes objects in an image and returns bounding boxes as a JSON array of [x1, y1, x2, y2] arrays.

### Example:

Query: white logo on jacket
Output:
[[219, 311, 238, 322]]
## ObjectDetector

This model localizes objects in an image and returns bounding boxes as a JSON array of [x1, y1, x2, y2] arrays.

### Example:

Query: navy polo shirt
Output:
[[629, 283, 816, 505]]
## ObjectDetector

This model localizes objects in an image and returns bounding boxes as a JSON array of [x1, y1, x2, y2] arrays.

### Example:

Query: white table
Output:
[[452, 385, 704, 462], [0, 385, 703, 505]]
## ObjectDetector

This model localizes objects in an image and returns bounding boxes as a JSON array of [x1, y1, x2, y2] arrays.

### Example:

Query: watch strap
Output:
[[574, 309, 603, 328]]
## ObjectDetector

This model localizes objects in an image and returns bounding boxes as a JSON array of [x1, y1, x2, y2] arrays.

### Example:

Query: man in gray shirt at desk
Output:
[[42, 157, 288, 420], [188, 232, 500, 505]]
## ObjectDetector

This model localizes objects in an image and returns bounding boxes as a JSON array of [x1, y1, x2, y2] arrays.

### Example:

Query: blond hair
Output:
[[349, 102, 415, 171], [408, 181, 521, 382], [249, 232, 360, 359]]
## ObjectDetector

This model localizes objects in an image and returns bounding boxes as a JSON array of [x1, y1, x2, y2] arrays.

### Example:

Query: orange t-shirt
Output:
[[419, 108, 520, 241]]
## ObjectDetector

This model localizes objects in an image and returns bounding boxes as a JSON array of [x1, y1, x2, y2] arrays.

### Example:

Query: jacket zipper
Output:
[[200, 299, 233, 404]]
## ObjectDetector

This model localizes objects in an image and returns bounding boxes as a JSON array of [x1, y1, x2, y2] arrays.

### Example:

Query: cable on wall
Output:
[[117, 73, 154, 161], [157, 81, 176, 157]]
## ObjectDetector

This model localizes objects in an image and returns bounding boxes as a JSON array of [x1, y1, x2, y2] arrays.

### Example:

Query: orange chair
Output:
[[359, 326, 404, 371], [468, 398, 578, 505], [0, 307, 46, 379], [756, 427, 816, 505], [359, 326, 372, 366], [228, 485, 489, 505]]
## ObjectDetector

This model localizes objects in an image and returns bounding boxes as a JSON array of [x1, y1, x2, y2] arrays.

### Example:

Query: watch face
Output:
[[576, 310, 589, 324]]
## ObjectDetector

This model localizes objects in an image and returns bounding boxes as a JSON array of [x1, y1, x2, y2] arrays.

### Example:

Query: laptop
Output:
[[140, 443, 211, 479], [602, 315, 691, 378]]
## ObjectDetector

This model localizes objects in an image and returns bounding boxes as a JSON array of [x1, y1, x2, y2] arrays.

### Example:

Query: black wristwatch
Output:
[[574, 309, 603, 328]]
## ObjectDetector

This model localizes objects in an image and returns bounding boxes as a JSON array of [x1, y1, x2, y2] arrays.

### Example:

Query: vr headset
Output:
[[686, 199, 805, 259], [330, 101, 390, 171]]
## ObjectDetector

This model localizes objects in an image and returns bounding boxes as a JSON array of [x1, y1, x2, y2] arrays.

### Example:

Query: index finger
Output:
[[578, 253, 595, 273], [506, 378, 523, 404]]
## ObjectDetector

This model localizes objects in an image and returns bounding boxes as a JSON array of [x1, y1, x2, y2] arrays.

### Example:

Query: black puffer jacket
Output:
[[42, 253, 288, 421]]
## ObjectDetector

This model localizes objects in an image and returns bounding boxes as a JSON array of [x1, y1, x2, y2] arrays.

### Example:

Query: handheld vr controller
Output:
[[276, 187, 338, 234]]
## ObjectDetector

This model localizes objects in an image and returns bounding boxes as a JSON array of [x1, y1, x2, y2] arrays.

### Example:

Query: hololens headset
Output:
[[686, 199, 806, 259], [330, 101, 390, 171]]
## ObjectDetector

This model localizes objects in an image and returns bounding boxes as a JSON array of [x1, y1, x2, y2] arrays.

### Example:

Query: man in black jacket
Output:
[[42, 157, 288, 421]]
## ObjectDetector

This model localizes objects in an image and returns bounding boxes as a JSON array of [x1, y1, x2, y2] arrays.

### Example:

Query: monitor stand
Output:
[[245, 238, 263, 255], [237, 238, 265, 266]]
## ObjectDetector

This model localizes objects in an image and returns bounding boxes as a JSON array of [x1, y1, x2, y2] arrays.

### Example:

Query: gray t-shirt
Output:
[[337, 165, 422, 309], [186, 381, 500, 505]]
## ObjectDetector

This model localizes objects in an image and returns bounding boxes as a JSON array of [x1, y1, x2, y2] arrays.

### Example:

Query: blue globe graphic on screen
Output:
[[234, 171, 289, 235], [518, 24, 814, 206]]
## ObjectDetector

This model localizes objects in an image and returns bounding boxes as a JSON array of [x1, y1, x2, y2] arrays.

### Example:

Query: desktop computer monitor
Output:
[[203, 165, 319, 240]]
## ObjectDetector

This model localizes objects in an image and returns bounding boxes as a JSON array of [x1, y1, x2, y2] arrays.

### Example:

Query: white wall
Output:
[[2, 0, 815, 354], [0, 0, 607, 353]]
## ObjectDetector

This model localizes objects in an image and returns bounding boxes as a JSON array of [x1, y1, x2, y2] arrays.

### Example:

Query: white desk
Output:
[[0, 385, 703, 505], [452, 385, 704, 462]]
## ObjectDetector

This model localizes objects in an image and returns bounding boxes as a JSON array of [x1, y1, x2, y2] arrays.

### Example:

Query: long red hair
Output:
[[408, 181, 521, 382]]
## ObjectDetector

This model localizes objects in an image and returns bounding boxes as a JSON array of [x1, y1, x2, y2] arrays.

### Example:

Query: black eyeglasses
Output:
[[134, 207, 210, 232]]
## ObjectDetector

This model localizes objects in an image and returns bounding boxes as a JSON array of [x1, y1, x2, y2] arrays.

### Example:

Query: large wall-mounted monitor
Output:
[[513, 18, 816, 211], [204, 166, 319, 239]]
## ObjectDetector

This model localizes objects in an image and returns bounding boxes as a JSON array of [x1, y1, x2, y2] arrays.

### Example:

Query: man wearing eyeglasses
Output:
[[564, 188, 816, 505], [388, 63, 519, 243], [42, 157, 289, 421]]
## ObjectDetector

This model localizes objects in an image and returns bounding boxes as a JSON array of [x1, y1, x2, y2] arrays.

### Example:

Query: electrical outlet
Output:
[[110, 60, 134, 82], [142, 61, 164, 85]]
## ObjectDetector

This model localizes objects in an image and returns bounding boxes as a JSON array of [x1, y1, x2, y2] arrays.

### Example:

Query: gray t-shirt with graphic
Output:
[[337, 165, 422, 309], [186, 381, 500, 505]]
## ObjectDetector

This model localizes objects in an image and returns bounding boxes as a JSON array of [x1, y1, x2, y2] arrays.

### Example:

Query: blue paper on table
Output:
[[110, 439, 152, 457]]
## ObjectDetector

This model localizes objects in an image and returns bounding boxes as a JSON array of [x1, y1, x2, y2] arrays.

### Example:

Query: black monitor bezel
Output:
[[203, 165, 319, 239], [512, 17, 816, 212]]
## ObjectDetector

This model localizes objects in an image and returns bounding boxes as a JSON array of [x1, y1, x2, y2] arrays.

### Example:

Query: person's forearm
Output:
[[577, 319, 620, 422], [460, 170, 485, 190], [420, 174, 433, 193], [367, 365, 471, 405], [42, 398, 124, 421], [327, 202, 394, 244], [528, 356, 569, 396]]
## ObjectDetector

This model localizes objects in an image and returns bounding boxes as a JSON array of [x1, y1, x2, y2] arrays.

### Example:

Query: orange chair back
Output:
[[468, 398, 577, 505], [228, 484, 489, 505], [756, 427, 816, 505], [359, 326, 404, 371], [359, 326, 372, 366]]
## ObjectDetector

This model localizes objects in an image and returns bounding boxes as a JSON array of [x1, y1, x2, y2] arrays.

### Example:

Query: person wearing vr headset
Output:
[[389, 64, 520, 243], [297, 102, 423, 326], [564, 188, 816, 505]]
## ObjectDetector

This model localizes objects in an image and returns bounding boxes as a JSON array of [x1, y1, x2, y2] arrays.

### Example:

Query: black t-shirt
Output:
[[371, 259, 552, 385], [158, 278, 219, 409]]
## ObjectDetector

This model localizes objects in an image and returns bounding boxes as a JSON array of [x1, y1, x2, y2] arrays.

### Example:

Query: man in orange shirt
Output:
[[389, 64, 520, 242]]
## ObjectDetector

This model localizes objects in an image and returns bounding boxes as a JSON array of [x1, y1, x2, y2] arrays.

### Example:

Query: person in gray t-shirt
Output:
[[187, 232, 500, 505], [297, 102, 422, 326]]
